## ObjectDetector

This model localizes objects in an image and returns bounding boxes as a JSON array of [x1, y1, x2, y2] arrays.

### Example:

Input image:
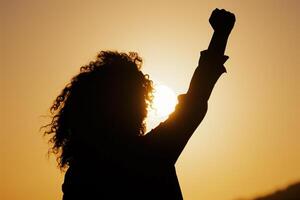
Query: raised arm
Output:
[[187, 8, 235, 101], [144, 9, 236, 165], [208, 9, 235, 55]]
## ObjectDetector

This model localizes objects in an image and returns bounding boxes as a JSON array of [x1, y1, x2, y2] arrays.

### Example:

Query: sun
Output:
[[146, 83, 178, 130], [152, 84, 177, 117]]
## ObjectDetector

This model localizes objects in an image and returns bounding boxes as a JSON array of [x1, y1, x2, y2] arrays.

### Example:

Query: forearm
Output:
[[187, 50, 227, 102], [187, 25, 233, 101], [208, 31, 230, 55]]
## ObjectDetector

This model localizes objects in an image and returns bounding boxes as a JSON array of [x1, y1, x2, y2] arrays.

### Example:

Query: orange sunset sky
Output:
[[1, 0, 299, 199]]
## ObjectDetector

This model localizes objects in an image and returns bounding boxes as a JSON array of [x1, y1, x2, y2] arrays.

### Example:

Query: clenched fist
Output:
[[209, 9, 235, 35]]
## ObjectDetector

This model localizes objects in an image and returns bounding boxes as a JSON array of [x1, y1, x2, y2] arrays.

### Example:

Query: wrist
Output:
[[213, 30, 231, 38]]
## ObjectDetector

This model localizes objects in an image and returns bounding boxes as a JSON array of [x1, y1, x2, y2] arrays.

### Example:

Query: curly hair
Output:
[[43, 51, 154, 170]]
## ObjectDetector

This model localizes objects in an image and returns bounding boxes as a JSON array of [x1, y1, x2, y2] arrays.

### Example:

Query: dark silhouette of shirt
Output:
[[62, 50, 228, 200]]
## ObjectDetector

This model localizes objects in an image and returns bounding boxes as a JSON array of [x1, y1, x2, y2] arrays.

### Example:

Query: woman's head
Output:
[[44, 51, 153, 169]]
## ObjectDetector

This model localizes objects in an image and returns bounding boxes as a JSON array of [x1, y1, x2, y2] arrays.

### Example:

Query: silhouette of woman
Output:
[[44, 8, 235, 200]]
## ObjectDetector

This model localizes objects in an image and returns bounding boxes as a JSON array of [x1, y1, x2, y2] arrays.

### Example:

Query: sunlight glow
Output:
[[147, 83, 177, 120], [151, 84, 177, 117], [146, 83, 178, 131]]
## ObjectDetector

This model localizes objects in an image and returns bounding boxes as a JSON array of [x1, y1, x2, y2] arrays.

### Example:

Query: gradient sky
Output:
[[1, 0, 299, 199]]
